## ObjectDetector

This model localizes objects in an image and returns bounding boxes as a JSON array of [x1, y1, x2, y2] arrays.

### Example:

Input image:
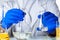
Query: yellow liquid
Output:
[[0, 33, 9, 40], [56, 27, 60, 40]]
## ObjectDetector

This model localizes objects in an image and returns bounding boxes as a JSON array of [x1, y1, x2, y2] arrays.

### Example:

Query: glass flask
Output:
[[12, 21, 32, 40]]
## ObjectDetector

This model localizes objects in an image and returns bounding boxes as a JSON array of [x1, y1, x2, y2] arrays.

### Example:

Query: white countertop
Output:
[[10, 36, 56, 40]]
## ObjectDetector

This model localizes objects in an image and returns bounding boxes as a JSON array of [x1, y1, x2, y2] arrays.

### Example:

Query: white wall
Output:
[[56, 0, 60, 10]]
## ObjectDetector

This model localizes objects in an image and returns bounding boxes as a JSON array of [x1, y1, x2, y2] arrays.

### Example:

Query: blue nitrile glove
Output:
[[37, 12, 59, 33], [1, 8, 26, 29], [42, 11, 59, 34]]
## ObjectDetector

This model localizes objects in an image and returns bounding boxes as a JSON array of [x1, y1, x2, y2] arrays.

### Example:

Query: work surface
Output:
[[10, 36, 56, 40]]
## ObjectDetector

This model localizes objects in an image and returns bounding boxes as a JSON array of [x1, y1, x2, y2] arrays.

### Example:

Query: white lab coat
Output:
[[0, 0, 60, 36]]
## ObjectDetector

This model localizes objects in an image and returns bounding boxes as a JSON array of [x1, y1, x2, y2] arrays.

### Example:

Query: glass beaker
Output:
[[12, 21, 32, 40]]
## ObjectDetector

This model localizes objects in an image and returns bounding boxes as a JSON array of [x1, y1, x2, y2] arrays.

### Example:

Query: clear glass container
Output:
[[12, 21, 32, 40]]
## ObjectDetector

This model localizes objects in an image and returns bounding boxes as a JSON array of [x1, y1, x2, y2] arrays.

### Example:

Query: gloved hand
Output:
[[1, 8, 26, 29], [42, 11, 59, 34], [42, 12, 58, 34]]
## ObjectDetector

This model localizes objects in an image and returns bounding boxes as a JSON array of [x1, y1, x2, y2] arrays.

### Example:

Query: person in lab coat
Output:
[[0, 0, 60, 37]]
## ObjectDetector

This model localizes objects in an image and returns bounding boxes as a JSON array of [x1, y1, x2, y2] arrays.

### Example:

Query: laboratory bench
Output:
[[10, 36, 56, 40]]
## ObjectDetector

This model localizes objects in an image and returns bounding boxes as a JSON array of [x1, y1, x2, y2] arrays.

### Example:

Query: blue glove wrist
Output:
[[2, 8, 26, 29], [42, 11, 59, 34]]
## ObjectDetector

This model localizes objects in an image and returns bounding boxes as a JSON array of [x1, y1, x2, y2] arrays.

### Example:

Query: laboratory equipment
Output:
[[13, 32, 31, 40], [12, 22, 32, 40]]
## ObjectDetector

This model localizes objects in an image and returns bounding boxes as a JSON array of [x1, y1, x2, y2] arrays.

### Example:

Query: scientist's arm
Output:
[[1, 8, 26, 29]]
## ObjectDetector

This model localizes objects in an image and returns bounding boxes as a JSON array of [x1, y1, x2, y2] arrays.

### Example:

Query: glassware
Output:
[[12, 21, 32, 40]]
